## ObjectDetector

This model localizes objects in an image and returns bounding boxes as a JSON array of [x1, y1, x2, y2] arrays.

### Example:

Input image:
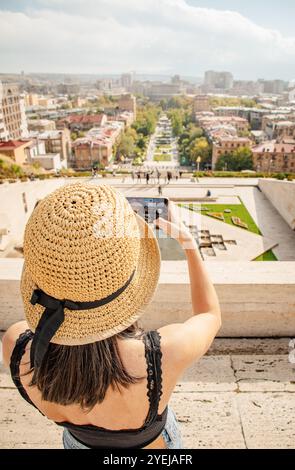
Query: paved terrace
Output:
[[1, 337, 294, 449]]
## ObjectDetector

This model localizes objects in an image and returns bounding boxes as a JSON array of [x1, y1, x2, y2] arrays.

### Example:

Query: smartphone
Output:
[[127, 197, 169, 224]]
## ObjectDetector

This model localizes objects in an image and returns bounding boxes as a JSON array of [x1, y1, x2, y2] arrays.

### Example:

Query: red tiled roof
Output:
[[60, 114, 106, 125], [0, 140, 32, 150], [253, 140, 295, 153]]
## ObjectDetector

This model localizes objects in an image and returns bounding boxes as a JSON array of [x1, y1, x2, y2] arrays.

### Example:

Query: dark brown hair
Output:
[[25, 323, 145, 410]]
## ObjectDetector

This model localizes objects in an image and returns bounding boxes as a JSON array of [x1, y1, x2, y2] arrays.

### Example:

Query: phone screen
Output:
[[127, 197, 169, 224]]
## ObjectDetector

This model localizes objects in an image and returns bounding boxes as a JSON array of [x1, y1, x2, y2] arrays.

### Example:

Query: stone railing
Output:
[[1, 259, 295, 337]]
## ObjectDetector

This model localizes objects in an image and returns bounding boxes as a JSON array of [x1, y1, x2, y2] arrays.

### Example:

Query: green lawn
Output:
[[153, 154, 172, 162], [179, 203, 262, 235], [156, 144, 171, 149], [253, 250, 278, 261]]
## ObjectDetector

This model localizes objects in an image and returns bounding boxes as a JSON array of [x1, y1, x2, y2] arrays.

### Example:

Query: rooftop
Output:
[[0, 140, 32, 150]]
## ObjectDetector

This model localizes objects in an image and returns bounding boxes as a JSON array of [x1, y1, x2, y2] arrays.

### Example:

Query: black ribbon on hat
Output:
[[29, 269, 136, 368]]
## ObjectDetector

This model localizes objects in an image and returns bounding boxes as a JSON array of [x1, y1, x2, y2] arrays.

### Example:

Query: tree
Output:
[[215, 147, 253, 171], [117, 134, 135, 158], [168, 109, 184, 136], [189, 137, 211, 164]]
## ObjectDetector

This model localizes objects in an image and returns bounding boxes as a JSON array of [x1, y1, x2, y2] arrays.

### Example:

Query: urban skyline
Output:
[[1, 1, 295, 80]]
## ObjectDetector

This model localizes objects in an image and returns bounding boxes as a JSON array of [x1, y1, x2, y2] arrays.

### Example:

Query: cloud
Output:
[[0, 0, 295, 78]]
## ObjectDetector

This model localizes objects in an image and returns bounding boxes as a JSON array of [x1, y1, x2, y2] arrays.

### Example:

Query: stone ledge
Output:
[[1, 259, 295, 336]]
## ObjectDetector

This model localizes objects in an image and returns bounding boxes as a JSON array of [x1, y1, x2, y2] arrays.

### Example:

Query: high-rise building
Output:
[[120, 73, 133, 90], [0, 82, 28, 140], [204, 71, 234, 91], [118, 94, 137, 119], [258, 79, 288, 95]]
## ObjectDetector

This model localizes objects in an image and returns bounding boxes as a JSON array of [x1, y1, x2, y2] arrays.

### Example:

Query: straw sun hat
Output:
[[21, 183, 160, 366]]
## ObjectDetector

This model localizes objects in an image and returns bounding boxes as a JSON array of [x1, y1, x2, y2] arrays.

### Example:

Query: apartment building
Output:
[[118, 94, 137, 119], [0, 82, 28, 140], [193, 95, 210, 113], [262, 114, 295, 139], [197, 115, 249, 134], [212, 137, 251, 169], [203, 71, 234, 91], [72, 138, 112, 169], [252, 139, 295, 173], [29, 129, 71, 166], [28, 119, 56, 132], [71, 120, 124, 169], [57, 114, 108, 132]]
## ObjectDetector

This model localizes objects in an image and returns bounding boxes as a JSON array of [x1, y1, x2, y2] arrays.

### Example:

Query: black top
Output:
[[10, 329, 168, 449]]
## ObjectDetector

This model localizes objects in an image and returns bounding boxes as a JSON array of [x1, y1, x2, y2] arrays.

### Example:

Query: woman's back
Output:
[[7, 323, 182, 448]]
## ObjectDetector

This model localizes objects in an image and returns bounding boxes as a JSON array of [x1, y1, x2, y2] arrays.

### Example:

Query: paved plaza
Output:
[[87, 177, 295, 261]]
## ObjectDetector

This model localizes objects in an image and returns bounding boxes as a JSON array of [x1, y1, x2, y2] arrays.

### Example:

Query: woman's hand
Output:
[[154, 201, 197, 250]]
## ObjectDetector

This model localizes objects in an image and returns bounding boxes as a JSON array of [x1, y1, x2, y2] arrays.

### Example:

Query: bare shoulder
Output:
[[2, 321, 31, 367], [157, 314, 221, 372]]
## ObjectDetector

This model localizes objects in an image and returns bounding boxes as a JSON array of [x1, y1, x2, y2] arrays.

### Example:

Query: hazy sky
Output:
[[1, 0, 295, 80]]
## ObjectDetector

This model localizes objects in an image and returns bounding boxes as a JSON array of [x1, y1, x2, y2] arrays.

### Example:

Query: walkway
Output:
[[237, 186, 295, 260], [1, 338, 294, 448]]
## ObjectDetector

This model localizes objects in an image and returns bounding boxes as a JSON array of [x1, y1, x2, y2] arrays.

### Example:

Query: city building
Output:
[[71, 120, 125, 169], [203, 71, 234, 91], [232, 80, 263, 96], [57, 82, 80, 95], [118, 94, 137, 119], [196, 115, 249, 134], [56, 114, 108, 132], [258, 79, 288, 95], [28, 119, 56, 132], [262, 114, 295, 139], [252, 139, 295, 173], [72, 138, 112, 169], [120, 73, 133, 90], [212, 137, 251, 169], [289, 88, 295, 103], [29, 153, 64, 172], [24, 94, 39, 107], [0, 139, 32, 165], [29, 129, 71, 167], [146, 83, 184, 101], [0, 82, 28, 140], [193, 95, 210, 113]]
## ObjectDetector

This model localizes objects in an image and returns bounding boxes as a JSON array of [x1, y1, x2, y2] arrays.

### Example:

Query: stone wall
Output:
[[1, 259, 295, 337], [258, 179, 295, 230]]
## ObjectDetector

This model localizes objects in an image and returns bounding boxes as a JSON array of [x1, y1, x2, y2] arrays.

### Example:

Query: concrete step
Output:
[[1, 339, 294, 449]]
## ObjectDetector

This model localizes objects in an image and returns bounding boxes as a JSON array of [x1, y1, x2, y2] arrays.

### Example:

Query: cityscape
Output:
[[0, 0, 295, 452]]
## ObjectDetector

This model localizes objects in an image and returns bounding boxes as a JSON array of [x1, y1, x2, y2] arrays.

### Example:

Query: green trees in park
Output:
[[215, 147, 254, 171], [132, 106, 160, 136], [168, 109, 184, 136], [117, 128, 137, 158], [189, 137, 212, 165], [209, 96, 258, 108], [178, 123, 212, 168], [71, 131, 86, 141]]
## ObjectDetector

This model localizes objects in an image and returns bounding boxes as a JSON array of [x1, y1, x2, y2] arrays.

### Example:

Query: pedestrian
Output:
[[206, 190, 211, 197], [158, 185, 162, 196], [156, 169, 161, 184], [137, 172, 141, 183], [179, 171, 183, 179], [146, 173, 150, 185], [167, 171, 172, 184]]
